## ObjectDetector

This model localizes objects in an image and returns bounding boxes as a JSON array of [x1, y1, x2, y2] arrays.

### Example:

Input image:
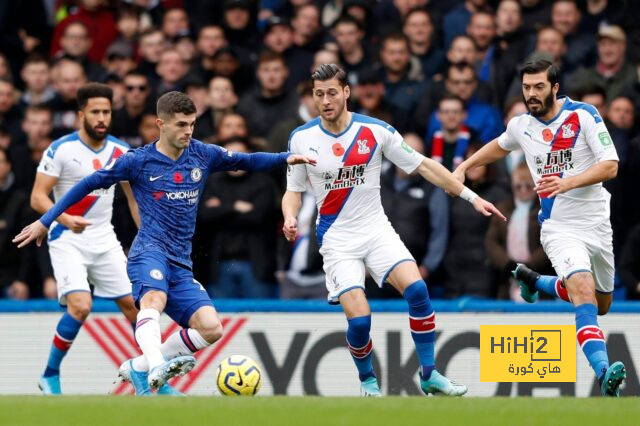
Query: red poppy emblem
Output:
[[332, 143, 345, 156], [173, 171, 184, 183]]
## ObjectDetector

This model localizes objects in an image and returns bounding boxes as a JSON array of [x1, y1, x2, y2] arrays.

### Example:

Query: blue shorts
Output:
[[127, 251, 213, 328]]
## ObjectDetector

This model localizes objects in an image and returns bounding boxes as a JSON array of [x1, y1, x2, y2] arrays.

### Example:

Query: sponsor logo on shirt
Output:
[[324, 165, 365, 190], [535, 149, 574, 175], [152, 189, 199, 204]]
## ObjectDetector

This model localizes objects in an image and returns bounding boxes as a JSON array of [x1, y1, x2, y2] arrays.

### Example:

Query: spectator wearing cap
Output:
[[443, 0, 491, 48], [223, 0, 260, 65], [351, 69, 409, 133], [194, 76, 238, 141], [263, 16, 314, 89], [54, 21, 107, 83], [403, 7, 444, 81], [137, 28, 167, 84], [49, 0, 119, 65], [331, 15, 372, 86], [551, 0, 597, 71], [570, 24, 637, 103], [19, 55, 56, 109], [112, 71, 152, 147], [153, 48, 189, 98], [237, 51, 298, 140], [161, 7, 190, 39], [191, 25, 228, 83], [103, 41, 136, 80], [197, 137, 280, 298]]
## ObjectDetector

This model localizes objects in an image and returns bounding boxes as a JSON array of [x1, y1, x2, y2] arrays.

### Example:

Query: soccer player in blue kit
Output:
[[14, 91, 315, 395]]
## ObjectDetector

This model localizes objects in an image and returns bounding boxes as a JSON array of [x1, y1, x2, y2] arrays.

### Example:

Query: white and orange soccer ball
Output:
[[216, 355, 262, 396]]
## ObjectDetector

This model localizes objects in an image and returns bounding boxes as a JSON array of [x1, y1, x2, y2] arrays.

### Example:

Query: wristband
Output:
[[459, 186, 478, 203]]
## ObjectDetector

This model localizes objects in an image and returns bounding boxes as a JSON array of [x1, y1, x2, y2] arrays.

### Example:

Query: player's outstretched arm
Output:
[[535, 160, 618, 197], [230, 152, 316, 171], [31, 172, 91, 234], [452, 139, 509, 184], [282, 190, 303, 242], [415, 156, 506, 221]]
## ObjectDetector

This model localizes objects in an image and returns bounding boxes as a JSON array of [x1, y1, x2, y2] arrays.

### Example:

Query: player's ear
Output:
[[552, 82, 559, 96], [156, 117, 163, 129], [344, 84, 350, 100]]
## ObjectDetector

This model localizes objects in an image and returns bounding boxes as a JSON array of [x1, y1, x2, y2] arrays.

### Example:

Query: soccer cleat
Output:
[[600, 361, 626, 397], [120, 360, 152, 396], [157, 383, 183, 396], [420, 370, 467, 396], [38, 375, 61, 395], [147, 355, 195, 390], [512, 263, 539, 303], [360, 376, 382, 397]]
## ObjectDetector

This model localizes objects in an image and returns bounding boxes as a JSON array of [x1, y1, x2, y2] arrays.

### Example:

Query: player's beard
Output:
[[323, 101, 345, 123], [524, 89, 555, 117], [83, 119, 110, 141]]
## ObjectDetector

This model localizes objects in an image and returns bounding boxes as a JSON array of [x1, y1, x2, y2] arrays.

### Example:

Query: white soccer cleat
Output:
[[147, 355, 195, 390]]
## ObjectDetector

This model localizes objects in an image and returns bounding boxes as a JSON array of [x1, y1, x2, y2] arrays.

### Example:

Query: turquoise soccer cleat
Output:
[[360, 376, 382, 397], [157, 383, 183, 396], [147, 355, 195, 390], [38, 375, 61, 395], [512, 263, 539, 303], [600, 361, 626, 397], [420, 370, 467, 396], [121, 360, 152, 396]]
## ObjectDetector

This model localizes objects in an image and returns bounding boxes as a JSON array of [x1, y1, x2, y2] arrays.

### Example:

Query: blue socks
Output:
[[403, 280, 435, 380], [536, 275, 570, 302], [346, 315, 375, 381], [43, 313, 83, 377], [575, 304, 609, 379]]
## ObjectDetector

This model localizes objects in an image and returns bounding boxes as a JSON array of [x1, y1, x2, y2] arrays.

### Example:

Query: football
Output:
[[216, 355, 262, 396]]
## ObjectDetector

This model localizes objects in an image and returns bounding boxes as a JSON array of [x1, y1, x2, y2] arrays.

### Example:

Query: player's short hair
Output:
[[156, 91, 196, 119], [311, 63, 348, 87], [76, 82, 113, 110], [519, 58, 560, 86]]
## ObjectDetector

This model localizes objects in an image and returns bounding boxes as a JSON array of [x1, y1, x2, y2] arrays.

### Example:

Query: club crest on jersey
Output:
[[150, 269, 163, 280], [561, 124, 576, 139], [357, 139, 370, 154], [191, 167, 202, 182]]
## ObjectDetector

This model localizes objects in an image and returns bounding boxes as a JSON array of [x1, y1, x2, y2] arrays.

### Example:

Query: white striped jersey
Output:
[[498, 97, 619, 229]]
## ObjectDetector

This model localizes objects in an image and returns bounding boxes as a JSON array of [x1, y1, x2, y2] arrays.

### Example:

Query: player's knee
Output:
[[198, 318, 224, 344], [68, 301, 92, 321], [403, 280, 428, 304], [348, 315, 371, 335], [568, 274, 596, 304]]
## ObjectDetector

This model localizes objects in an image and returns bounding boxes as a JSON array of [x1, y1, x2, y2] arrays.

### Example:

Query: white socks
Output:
[[132, 327, 210, 372], [134, 309, 164, 370]]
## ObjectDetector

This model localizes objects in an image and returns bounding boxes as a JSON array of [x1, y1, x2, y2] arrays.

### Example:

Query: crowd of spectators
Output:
[[1, 0, 640, 301]]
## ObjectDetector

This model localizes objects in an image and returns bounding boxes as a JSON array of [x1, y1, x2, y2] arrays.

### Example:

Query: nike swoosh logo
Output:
[[235, 374, 244, 386], [149, 175, 163, 181]]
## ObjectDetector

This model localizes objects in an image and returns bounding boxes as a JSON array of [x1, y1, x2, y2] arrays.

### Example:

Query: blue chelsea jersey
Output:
[[41, 139, 289, 267]]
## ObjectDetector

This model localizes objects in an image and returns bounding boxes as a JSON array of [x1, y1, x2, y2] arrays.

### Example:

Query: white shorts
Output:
[[49, 240, 131, 305], [320, 225, 415, 304], [540, 221, 615, 293]]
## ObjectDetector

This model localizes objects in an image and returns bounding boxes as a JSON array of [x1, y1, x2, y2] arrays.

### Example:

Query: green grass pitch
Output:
[[1, 396, 639, 426]]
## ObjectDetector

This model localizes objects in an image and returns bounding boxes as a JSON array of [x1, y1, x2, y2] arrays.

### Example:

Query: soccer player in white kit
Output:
[[31, 83, 140, 394], [454, 58, 626, 396], [282, 64, 506, 396]]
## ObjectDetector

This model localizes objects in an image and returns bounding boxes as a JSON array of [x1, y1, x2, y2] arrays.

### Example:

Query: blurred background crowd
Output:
[[1, 0, 640, 301]]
